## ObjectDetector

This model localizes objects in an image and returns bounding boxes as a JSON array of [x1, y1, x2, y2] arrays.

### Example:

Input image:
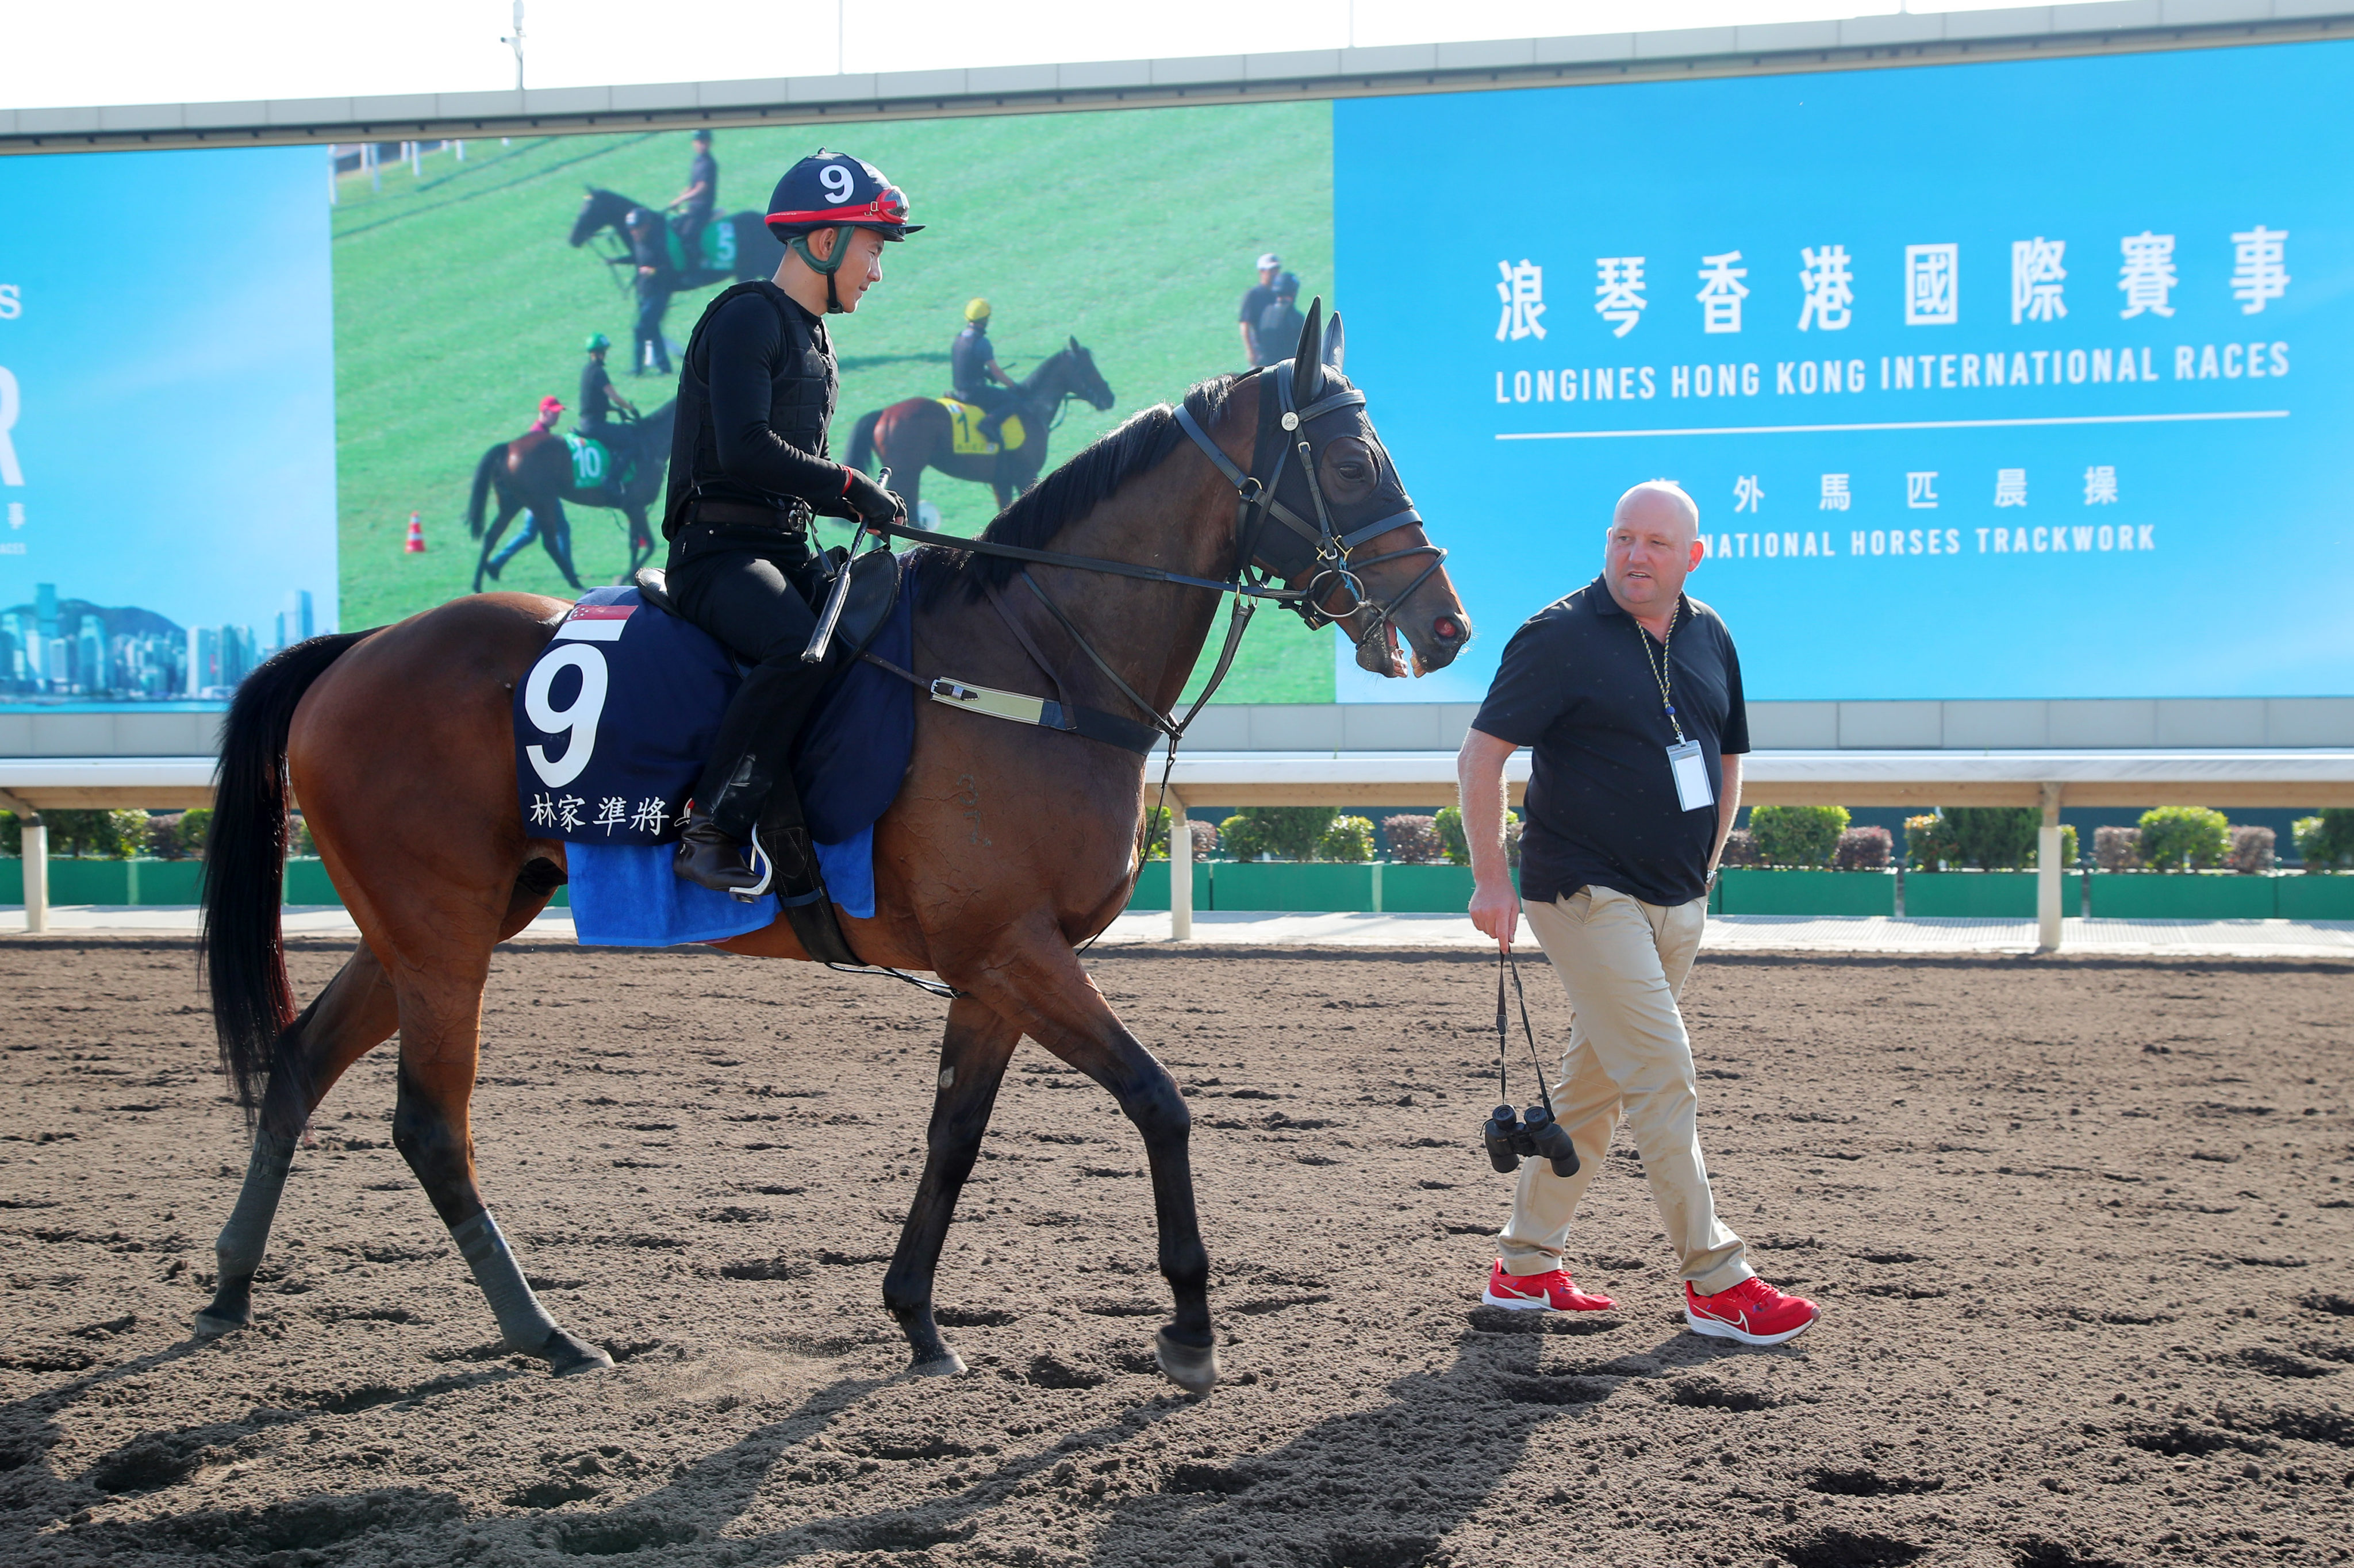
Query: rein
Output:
[[864, 359, 1449, 735]]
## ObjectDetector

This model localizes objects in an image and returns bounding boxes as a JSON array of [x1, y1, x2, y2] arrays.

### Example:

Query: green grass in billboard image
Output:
[[332, 103, 1335, 702]]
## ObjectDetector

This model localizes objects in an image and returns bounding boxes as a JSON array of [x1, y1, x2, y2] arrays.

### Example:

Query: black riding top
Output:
[[950, 325, 996, 400], [579, 358, 615, 426], [1255, 301, 1306, 366], [1470, 576, 1750, 909], [684, 150, 717, 219], [663, 283, 851, 553]]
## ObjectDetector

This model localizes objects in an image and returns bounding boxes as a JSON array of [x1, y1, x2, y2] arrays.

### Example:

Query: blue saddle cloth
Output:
[[514, 558, 917, 947]]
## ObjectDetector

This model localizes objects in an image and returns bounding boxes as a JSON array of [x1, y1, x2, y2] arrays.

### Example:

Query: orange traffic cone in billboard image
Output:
[[404, 511, 426, 553]]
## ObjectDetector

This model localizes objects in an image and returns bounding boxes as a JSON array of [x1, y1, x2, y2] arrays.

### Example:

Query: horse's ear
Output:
[[583, 183, 596, 194], [1322, 311, 1346, 374], [1292, 297, 1326, 404], [1069, 335, 1080, 351]]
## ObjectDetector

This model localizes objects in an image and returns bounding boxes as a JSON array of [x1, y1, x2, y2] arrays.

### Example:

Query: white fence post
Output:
[[2037, 782, 2064, 953], [21, 817, 47, 935], [1168, 789, 1192, 941]]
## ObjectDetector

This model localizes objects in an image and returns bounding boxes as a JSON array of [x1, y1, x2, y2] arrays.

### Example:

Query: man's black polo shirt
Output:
[[1471, 575, 1749, 909]]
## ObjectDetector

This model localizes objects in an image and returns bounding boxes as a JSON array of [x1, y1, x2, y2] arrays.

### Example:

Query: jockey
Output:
[[661, 149, 918, 897], [578, 333, 637, 496], [668, 128, 718, 265], [952, 298, 1020, 448]]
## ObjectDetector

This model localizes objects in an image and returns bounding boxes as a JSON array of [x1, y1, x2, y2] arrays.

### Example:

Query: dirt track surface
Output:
[[1, 939, 2349, 1568]]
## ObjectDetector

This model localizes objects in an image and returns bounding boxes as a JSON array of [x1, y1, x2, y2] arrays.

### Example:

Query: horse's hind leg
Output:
[[196, 945, 400, 1338], [955, 929, 1218, 1396], [387, 951, 611, 1375], [882, 997, 1021, 1375]]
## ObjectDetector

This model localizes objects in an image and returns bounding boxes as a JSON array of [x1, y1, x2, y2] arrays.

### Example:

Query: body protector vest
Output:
[[663, 280, 840, 543]]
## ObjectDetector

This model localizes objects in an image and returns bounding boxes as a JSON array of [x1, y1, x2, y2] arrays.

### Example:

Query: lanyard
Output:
[[1633, 602, 1686, 743]]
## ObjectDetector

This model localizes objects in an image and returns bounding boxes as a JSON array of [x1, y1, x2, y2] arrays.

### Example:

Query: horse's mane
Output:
[[914, 375, 1241, 608]]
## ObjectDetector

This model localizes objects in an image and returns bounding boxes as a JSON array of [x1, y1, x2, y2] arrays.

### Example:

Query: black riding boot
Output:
[[673, 658, 832, 900]]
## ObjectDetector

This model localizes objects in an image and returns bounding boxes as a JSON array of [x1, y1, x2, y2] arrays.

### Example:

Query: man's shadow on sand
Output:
[[9, 1312, 1791, 1566]]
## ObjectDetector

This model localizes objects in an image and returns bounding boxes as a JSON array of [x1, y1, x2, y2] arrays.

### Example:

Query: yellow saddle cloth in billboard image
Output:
[[939, 400, 1026, 458]]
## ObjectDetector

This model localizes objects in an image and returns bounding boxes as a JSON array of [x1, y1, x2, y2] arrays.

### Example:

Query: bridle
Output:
[[867, 357, 1450, 750], [1175, 355, 1448, 663]]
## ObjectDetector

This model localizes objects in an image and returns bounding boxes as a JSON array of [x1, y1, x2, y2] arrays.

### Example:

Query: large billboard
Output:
[[0, 145, 337, 706], [5, 37, 2350, 714], [1339, 40, 2353, 704]]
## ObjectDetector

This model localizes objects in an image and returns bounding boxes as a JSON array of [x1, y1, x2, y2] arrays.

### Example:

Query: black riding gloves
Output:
[[840, 466, 905, 526]]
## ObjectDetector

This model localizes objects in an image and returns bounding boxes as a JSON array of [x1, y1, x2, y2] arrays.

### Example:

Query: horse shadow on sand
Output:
[[4, 1309, 1813, 1567]]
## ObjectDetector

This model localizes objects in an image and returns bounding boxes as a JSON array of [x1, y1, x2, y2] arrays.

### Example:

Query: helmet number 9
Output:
[[820, 164, 855, 204]]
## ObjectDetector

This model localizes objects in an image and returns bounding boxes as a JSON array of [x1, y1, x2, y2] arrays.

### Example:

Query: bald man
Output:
[[1454, 480, 1820, 1347]]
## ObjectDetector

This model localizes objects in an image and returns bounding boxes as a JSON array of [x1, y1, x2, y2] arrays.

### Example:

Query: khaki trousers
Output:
[[1496, 884, 1753, 1296]]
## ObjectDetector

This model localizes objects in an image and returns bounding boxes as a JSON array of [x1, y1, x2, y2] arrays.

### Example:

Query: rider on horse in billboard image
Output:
[[659, 151, 918, 898], [951, 298, 1022, 451], [577, 332, 639, 497]]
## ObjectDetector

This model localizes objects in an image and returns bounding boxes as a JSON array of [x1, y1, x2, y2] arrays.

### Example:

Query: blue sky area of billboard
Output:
[[0, 1, 2057, 111], [0, 145, 337, 708], [1334, 39, 2352, 705]]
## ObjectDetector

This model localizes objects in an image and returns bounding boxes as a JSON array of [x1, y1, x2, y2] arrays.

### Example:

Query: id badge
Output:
[[1665, 739, 1714, 812]]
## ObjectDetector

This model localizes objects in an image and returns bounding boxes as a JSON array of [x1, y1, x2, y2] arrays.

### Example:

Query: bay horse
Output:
[[846, 339, 1117, 512], [568, 187, 785, 375], [195, 304, 1469, 1395], [465, 401, 677, 592]]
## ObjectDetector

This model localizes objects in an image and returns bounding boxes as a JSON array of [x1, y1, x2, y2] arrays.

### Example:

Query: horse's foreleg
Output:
[[195, 946, 400, 1339], [624, 508, 653, 578], [389, 966, 611, 1376], [882, 996, 1021, 1375], [959, 931, 1217, 1396]]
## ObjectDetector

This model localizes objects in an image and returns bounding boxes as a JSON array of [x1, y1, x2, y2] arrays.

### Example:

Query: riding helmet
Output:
[[584, 331, 611, 352], [764, 151, 921, 241], [965, 298, 992, 323]]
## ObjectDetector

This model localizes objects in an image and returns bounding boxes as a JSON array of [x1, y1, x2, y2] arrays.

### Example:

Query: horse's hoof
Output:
[[191, 1307, 248, 1340], [1154, 1327, 1219, 1397], [911, 1350, 967, 1378], [540, 1329, 616, 1377]]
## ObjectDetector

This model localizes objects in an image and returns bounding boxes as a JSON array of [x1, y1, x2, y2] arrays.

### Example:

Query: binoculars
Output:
[[1484, 1102, 1580, 1178]]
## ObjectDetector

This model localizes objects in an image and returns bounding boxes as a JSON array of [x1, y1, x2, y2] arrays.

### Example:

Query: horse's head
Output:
[[568, 187, 627, 248], [1063, 338, 1116, 413], [1240, 301, 1470, 678]]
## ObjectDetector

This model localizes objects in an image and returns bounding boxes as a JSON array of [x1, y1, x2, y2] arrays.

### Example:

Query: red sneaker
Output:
[[1684, 1277, 1819, 1346], [1481, 1260, 1616, 1314]]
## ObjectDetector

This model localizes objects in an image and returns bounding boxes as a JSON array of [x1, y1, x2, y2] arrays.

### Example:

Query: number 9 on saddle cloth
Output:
[[513, 552, 915, 946]]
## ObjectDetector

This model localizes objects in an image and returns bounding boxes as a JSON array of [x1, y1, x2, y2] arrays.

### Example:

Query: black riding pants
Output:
[[669, 536, 832, 841]]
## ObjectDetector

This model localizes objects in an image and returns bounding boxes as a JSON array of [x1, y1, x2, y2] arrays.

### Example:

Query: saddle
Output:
[[631, 543, 898, 661], [624, 552, 903, 966], [938, 398, 1027, 457]]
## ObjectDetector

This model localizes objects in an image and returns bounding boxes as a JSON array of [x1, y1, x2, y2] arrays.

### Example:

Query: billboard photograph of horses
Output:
[[330, 103, 1341, 704]]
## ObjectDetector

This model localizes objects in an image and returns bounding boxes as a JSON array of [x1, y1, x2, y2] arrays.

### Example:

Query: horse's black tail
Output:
[[466, 443, 505, 540], [846, 409, 882, 476], [200, 629, 374, 1119]]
